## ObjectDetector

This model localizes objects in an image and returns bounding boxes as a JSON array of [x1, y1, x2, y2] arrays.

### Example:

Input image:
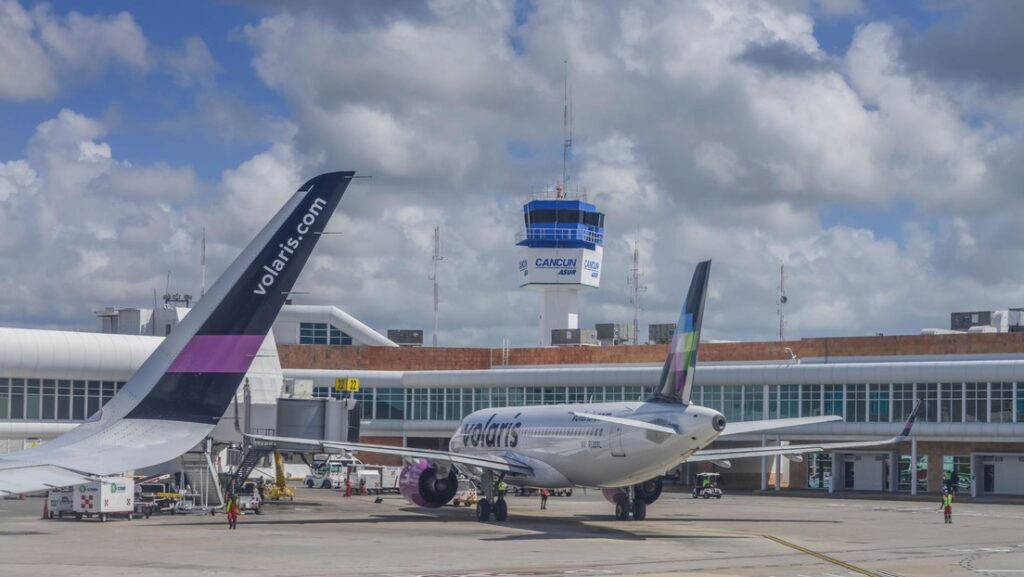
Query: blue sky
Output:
[[1, 0, 1022, 343]]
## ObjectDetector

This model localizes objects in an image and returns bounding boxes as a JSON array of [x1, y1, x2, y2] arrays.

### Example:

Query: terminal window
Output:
[[807, 452, 832, 490], [898, 455, 928, 492], [0, 376, 124, 422], [299, 322, 352, 345]]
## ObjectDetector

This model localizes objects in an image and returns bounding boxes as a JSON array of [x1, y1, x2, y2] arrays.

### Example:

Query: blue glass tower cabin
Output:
[[516, 199, 605, 250]]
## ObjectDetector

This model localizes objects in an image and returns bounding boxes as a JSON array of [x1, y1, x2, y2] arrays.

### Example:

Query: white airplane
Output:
[[0, 172, 919, 524], [252, 263, 922, 522]]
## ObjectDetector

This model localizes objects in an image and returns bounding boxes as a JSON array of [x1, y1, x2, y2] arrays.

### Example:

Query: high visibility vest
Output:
[[943, 494, 953, 507]]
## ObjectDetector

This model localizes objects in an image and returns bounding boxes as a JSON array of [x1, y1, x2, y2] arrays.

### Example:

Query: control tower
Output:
[[516, 194, 605, 346]]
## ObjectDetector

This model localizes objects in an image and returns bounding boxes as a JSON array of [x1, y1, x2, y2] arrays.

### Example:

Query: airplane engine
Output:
[[634, 477, 663, 505], [399, 459, 458, 508], [601, 488, 628, 505], [601, 477, 662, 506]]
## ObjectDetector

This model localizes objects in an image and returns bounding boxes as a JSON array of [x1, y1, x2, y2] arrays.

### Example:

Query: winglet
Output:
[[652, 260, 711, 404], [899, 399, 923, 437]]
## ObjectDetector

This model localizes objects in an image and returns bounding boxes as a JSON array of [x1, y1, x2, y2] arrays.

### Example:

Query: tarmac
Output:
[[1, 488, 1022, 577]]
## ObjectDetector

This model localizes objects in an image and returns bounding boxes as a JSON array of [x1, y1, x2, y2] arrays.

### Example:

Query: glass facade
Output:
[[299, 322, 352, 345], [0, 367, 1019, 439], [898, 454, 928, 492], [942, 455, 972, 492], [304, 381, 1024, 425], [0, 377, 125, 422], [807, 452, 832, 490]]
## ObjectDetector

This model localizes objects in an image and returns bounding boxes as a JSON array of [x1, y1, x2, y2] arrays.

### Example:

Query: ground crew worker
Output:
[[496, 480, 508, 499], [359, 477, 367, 496], [225, 493, 239, 530], [540, 488, 549, 510], [940, 488, 953, 524], [344, 477, 352, 497]]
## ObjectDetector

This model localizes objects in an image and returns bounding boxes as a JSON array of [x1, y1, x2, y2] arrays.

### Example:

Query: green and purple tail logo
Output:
[[653, 260, 710, 404]]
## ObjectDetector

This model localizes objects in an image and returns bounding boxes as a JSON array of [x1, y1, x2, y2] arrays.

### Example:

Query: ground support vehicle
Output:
[[304, 456, 361, 489], [73, 477, 135, 521], [379, 466, 401, 493], [692, 473, 723, 499], [265, 451, 295, 501], [450, 479, 478, 507], [174, 491, 198, 514], [46, 488, 74, 519], [135, 483, 182, 515], [236, 482, 262, 514], [513, 487, 573, 497]]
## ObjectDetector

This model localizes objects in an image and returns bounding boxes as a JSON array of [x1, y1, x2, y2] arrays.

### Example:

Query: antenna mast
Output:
[[627, 234, 647, 345], [559, 60, 572, 199], [429, 225, 445, 347], [778, 262, 788, 340], [200, 227, 207, 298]]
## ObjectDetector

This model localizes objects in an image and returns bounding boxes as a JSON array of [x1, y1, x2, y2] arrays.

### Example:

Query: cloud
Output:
[[0, 110, 201, 326], [900, 1, 1024, 91], [0, 0, 150, 102], [4, 1, 1024, 346], [165, 36, 218, 88], [737, 40, 835, 75]]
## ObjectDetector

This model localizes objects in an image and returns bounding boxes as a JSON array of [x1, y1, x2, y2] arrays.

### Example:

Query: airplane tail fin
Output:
[[119, 171, 355, 424], [652, 260, 711, 405]]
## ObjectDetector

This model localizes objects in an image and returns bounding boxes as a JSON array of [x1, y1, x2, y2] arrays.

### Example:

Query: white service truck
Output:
[[351, 466, 402, 494], [46, 487, 74, 519], [73, 477, 135, 521], [304, 456, 361, 489]]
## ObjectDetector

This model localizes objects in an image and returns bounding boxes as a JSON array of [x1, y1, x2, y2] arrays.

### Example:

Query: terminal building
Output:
[[3, 302, 1024, 497]]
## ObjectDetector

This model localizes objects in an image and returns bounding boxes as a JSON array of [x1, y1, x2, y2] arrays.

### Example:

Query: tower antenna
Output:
[[627, 233, 647, 345], [778, 262, 788, 340], [559, 59, 572, 199], [428, 225, 445, 347], [200, 227, 207, 298]]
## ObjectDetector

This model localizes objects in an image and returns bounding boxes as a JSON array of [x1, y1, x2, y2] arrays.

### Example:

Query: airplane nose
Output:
[[712, 414, 726, 432]]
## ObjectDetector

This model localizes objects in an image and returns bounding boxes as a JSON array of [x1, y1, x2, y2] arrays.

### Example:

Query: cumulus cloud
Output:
[[3, 0, 1024, 345], [227, 0, 1024, 343], [0, 0, 150, 101], [0, 110, 200, 326]]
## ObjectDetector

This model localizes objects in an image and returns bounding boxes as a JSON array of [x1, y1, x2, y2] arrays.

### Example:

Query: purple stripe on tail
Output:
[[168, 335, 266, 373]]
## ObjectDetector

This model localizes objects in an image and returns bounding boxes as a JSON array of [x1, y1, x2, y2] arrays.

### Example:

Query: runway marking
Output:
[[762, 534, 887, 577]]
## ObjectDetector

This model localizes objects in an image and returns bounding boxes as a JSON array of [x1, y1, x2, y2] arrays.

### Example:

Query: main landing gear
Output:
[[613, 486, 647, 521], [475, 470, 509, 523]]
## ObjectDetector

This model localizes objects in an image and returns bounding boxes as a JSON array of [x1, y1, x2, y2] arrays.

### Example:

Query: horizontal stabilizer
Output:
[[719, 415, 842, 436], [688, 400, 923, 465], [570, 412, 678, 435]]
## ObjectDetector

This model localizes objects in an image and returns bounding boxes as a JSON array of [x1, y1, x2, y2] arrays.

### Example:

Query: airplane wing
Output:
[[247, 433, 533, 475], [686, 400, 922, 465], [718, 415, 842, 436], [0, 172, 355, 496], [570, 412, 679, 435], [0, 465, 98, 496]]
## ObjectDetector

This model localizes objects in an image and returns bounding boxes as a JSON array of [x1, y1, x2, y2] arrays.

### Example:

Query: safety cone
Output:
[[41, 499, 49, 520]]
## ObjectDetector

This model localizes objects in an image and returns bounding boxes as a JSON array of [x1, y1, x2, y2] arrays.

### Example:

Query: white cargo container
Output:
[[46, 488, 74, 519], [72, 477, 135, 521]]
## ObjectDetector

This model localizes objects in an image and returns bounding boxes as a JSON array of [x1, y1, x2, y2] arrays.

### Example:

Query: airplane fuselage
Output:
[[450, 401, 724, 488]]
